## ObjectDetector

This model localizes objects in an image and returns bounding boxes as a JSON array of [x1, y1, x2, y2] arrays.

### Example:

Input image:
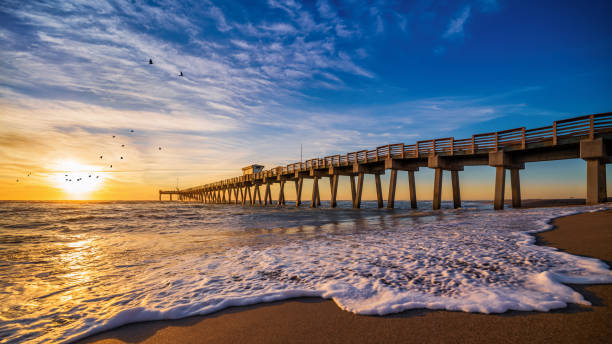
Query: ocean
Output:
[[1, 200, 611, 343]]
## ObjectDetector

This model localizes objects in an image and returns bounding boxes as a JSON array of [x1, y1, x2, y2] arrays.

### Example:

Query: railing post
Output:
[[450, 138, 454, 156], [375, 147, 379, 162], [416, 142, 419, 158], [553, 121, 557, 145], [471, 135, 475, 154], [494, 132, 499, 152], [432, 140, 436, 155], [400, 143, 405, 158], [521, 127, 526, 149], [589, 114, 594, 139], [387, 144, 391, 159]]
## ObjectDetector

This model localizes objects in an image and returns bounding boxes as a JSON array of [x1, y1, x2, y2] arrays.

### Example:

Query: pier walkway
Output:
[[160, 113, 611, 210]]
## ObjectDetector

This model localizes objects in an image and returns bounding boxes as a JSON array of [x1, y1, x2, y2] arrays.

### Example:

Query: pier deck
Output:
[[160, 113, 611, 210]]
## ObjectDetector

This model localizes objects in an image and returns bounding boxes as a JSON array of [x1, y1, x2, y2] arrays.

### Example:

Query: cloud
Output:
[[259, 22, 297, 35], [316, 0, 336, 19], [2, 0, 521, 197], [208, 5, 232, 32], [443, 6, 471, 39]]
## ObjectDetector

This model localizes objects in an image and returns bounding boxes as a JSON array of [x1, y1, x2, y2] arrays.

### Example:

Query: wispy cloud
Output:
[[1, 0, 541, 198], [443, 6, 471, 39]]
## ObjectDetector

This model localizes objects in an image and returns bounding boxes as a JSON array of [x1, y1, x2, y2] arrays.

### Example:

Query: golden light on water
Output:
[[50, 160, 104, 198]]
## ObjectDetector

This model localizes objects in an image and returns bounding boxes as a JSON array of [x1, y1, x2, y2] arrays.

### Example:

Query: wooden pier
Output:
[[160, 113, 612, 210]]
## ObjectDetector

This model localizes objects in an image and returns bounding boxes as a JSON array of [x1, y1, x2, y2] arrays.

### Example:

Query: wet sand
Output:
[[80, 209, 612, 344]]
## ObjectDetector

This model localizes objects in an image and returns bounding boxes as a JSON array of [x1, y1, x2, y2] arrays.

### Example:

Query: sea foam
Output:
[[0, 202, 611, 343]]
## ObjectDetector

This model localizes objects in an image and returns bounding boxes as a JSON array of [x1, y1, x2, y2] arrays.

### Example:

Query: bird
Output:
[[110, 165, 112, 168], [27, 172, 31, 177], [16, 179, 19, 182], [130, 129, 134, 133], [100, 156, 103, 159], [112, 135, 116, 138], [179, 71, 183, 77], [88, 175, 91, 178], [158, 147, 162, 150], [65, 174, 68, 177], [149, 59, 153, 64], [120, 157, 123, 160], [96, 176, 99, 179], [121, 144, 125, 147]]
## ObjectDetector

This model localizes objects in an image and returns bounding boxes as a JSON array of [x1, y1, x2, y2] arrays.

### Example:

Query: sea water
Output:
[[0, 200, 611, 343]]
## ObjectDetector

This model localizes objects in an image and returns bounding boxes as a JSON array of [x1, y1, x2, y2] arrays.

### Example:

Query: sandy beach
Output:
[[79, 208, 612, 344]]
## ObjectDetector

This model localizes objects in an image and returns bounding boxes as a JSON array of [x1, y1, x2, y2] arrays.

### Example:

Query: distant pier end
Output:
[[159, 112, 611, 209]]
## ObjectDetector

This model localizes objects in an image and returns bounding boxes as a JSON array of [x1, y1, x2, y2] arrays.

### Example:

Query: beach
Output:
[[79, 208, 612, 344]]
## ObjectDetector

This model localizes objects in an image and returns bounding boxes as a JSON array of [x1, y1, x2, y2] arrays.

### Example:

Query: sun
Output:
[[51, 160, 104, 198]]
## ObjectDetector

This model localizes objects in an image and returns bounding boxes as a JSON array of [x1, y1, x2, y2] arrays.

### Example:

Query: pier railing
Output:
[[184, 112, 611, 190]]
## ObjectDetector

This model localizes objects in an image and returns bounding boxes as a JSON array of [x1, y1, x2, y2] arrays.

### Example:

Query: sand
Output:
[[79, 209, 612, 344]]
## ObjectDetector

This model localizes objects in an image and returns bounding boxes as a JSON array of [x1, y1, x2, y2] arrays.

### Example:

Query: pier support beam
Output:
[[585, 160, 607, 205], [330, 175, 339, 208], [374, 173, 383, 208], [489, 150, 525, 210], [354, 173, 364, 208], [350, 175, 357, 207], [494, 166, 505, 210], [264, 182, 272, 205], [278, 180, 285, 206], [451, 170, 461, 209], [581, 138, 608, 205], [510, 169, 521, 208], [295, 178, 303, 206], [387, 169, 397, 209], [433, 168, 443, 210], [311, 176, 319, 208], [245, 186, 252, 206], [408, 171, 417, 209]]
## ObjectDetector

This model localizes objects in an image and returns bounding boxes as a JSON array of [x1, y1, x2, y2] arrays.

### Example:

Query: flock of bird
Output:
[[14, 58, 176, 184]]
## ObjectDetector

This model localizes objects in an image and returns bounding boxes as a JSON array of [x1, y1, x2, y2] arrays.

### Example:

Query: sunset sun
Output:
[[50, 160, 104, 197]]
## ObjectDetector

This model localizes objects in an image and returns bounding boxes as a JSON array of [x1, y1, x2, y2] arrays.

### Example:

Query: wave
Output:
[[0, 203, 610, 344]]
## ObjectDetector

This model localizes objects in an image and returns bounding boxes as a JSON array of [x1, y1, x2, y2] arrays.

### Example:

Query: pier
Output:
[[160, 113, 611, 210]]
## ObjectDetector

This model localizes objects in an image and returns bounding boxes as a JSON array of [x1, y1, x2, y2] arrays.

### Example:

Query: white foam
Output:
[[1, 204, 611, 343]]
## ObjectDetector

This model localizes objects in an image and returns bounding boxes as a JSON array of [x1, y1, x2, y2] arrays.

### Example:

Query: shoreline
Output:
[[79, 207, 612, 344]]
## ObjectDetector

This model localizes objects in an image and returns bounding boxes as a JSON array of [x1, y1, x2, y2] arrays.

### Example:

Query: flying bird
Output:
[[130, 129, 134, 133], [96, 176, 99, 179], [179, 71, 183, 77], [110, 165, 113, 168], [120, 157, 123, 160], [16, 179, 19, 182], [100, 156, 103, 159], [112, 135, 116, 138], [121, 144, 125, 147], [158, 147, 162, 150], [149, 59, 153, 64], [89, 175, 91, 178]]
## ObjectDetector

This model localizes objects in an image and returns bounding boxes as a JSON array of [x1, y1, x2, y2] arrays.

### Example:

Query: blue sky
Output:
[[0, 0, 610, 199]]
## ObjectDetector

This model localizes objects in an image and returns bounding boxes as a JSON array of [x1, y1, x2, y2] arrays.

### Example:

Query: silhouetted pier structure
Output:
[[159, 113, 611, 210]]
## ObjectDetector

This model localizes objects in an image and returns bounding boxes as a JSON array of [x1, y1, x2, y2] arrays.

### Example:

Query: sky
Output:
[[0, 0, 611, 200]]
